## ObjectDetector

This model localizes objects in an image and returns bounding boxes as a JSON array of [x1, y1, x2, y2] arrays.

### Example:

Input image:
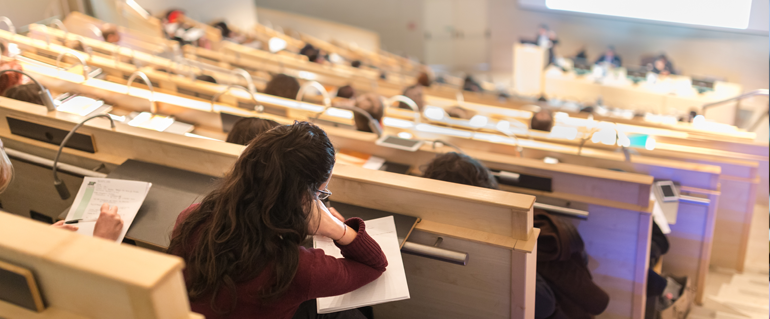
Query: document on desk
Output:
[[314, 215, 410, 313], [64, 177, 152, 243]]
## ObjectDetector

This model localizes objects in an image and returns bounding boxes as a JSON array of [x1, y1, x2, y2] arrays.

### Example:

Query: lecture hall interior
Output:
[[0, 0, 767, 318]]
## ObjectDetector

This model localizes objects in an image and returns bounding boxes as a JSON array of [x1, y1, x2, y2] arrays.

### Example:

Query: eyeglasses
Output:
[[317, 189, 332, 201]]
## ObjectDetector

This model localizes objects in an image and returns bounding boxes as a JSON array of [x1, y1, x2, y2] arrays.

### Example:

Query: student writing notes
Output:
[[168, 122, 387, 319]]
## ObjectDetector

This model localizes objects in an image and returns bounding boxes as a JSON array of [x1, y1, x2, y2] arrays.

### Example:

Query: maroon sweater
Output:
[[172, 206, 388, 319]]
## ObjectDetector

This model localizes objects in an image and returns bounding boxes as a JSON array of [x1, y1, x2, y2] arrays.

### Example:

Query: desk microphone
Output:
[[53, 114, 116, 200], [0, 70, 56, 112]]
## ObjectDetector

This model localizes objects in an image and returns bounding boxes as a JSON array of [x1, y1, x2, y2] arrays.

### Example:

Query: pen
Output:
[[64, 218, 98, 224]]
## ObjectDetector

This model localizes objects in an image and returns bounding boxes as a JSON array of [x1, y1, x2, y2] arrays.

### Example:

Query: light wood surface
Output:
[[0, 212, 198, 319]]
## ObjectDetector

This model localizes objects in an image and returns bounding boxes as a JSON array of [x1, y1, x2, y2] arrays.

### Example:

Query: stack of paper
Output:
[[313, 216, 410, 313], [64, 177, 152, 243]]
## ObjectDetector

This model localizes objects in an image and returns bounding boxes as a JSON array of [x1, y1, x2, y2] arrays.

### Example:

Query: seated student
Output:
[[4, 83, 43, 105], [225, 117, 280, 146], [300, 44, 320, 63], [168, 122, 387, 319], [530, 109, 554, 132], [100, 24, 121, 44], [650, 54, 675, 76], [0, 44, 24, 96], [422, 152, 498, 189], [594, 46, 621, 68], [195, 75, 217, 84], [265, 74, 301, 100], [352, 93, 383, 133], [398, 85, 425, 112], [0, 138, 124, 241], [417, 71, 432, 87], [421, 152, 609, 319], [336, 85, 355, 99], [462, 75, 482, 92]]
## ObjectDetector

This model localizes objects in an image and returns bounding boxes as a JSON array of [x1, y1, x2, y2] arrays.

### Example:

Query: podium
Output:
[[513, 43, 548, 98]]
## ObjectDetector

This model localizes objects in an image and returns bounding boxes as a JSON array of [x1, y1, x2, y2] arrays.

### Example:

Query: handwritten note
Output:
[[64, 177, 152, 242]]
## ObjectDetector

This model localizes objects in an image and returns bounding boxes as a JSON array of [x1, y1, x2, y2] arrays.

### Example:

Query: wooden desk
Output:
[[0, 213, 201, 319], [543, 67, 743, 125], [0, 97, 538, 319]]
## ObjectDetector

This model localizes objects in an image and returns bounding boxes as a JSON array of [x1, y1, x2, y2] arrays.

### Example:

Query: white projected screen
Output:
[[530, 0, 754, 30]]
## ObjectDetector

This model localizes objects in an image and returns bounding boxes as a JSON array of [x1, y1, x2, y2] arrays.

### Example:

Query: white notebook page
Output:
[[314, 215, 410, 313]]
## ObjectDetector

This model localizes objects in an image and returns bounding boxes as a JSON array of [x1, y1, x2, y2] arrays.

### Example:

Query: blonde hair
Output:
[[0, 148, 13, 193]]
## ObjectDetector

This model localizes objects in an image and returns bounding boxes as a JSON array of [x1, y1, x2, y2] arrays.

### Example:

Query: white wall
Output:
[[253, 0, 424, 60], [0, 0, 81, 28], [488, 0, 769, 106], [256, 8, 380, 52]]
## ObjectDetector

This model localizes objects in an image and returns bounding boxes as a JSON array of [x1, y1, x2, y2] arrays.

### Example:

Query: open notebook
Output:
[[313, 216, 410, 313], [63, 177, 152, 243]]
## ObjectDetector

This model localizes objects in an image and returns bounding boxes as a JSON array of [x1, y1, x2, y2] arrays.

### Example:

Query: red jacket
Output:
[[172, 206, 388, 319]]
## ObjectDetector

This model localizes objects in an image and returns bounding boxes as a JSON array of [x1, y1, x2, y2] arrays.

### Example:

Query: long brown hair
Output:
[[168, 121, 335, 313]]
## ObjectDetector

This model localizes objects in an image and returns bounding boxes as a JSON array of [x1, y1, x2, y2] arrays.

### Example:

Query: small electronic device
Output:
[[375, 135, 424, 152], [654, 180, 680, 202], [626, 67, 648, 84], [691, 77, 716, 93]]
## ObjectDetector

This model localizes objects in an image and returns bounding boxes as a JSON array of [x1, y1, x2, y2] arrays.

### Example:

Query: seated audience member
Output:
[[264, 74, 301, 100], [4, 83, 43, 105], [168, 122, 387, 319], [101, 24, 121, 44], [0, 138, 124, 241], [398, 85, 425, 112], [336, 85, 355, 99], [225, 117, 280, 146], [422, 152, 609, 319], [463, 75, 482, 92], [422, 152, 498, 189], [300, 44, 320, 63], [650, 54, 675, 76], [0, 42, 24, 96], [195, 75, 217, 84], [530, 109, 554, 132], [594, 46, 621, 68], [353, 93, 383, 133], [417, 71, 432, 87], [350, 60, 362, 68]]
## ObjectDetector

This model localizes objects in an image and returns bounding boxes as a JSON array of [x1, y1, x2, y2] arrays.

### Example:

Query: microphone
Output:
[[0, 69, 56, 112], [53, 114, 116, 200]]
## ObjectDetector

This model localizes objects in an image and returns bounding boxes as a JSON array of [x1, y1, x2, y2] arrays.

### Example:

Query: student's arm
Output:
[[301, 217, 388, 299]]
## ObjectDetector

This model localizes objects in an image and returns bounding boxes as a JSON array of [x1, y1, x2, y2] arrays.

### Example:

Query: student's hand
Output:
[[51, 220, 78, 232], [328, 207, 345, 222], [308, 200, 346, 240], [93, 203, 123, 241]]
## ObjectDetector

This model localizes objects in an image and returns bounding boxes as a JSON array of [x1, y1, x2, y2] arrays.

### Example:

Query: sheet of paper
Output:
[[314, 215, 410, 313], [64, 177, 152, 243]]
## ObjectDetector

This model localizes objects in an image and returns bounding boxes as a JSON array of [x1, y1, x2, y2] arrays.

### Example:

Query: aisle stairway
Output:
[[689, 204, 769, 319]]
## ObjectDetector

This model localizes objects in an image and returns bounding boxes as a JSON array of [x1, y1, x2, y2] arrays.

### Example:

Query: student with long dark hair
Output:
[[168, 122, 387, 319]]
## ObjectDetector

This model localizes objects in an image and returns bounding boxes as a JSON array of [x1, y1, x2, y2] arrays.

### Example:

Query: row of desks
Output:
[[4, 21, 760, 318]]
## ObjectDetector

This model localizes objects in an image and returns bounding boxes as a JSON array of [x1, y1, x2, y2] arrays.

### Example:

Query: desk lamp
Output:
[[53, 114, 116, 199], [383, 95, 422, 124], [296, 80, 331, 108], [126, 71, 156, 114], [0, 16, 15, 34], [0, 69, 56, 112], [55, 49, 90, 82], [47, 20, 69, 47], [232, 68, 256, 98], [211, 84, 263, 113]]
